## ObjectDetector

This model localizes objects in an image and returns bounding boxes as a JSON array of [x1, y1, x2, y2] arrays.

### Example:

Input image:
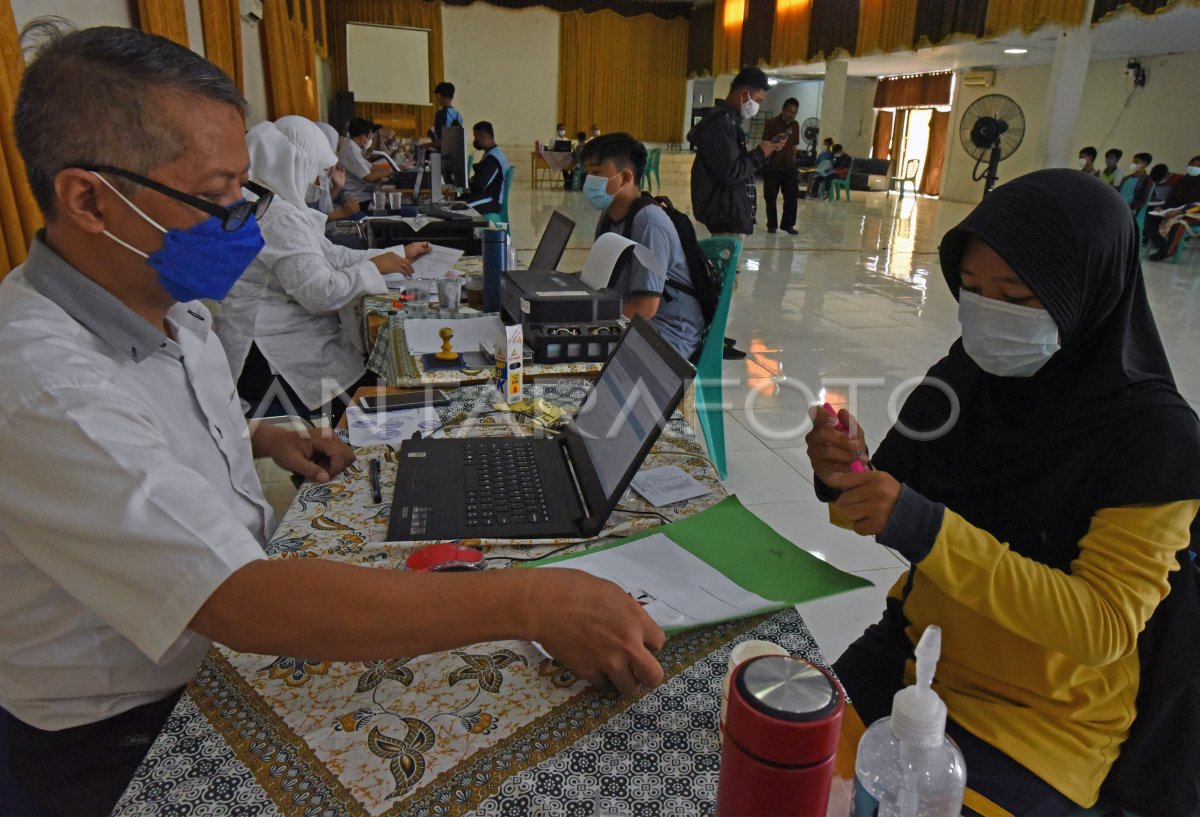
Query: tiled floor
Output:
[[499, 154, 1200, 663], [269, 154, 1199, 667]]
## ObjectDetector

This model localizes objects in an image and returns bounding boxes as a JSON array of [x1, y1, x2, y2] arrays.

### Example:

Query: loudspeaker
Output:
[[330, 91, 356, 133]]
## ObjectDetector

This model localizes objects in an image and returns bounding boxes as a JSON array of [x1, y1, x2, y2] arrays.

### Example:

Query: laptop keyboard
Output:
[[462, 440, 550, 528]]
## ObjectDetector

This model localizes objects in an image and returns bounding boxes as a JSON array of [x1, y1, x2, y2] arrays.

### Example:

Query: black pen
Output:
[[369, 458, 382, 504]]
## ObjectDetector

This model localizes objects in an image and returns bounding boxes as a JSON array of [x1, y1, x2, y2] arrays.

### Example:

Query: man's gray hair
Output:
[[14, 20, 247, 217]]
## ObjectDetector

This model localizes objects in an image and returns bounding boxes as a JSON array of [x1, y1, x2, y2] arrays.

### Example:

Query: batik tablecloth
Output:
[[113, 383, 830, 817]]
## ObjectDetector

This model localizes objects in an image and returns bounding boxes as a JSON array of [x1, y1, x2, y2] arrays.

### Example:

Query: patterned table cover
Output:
[[113, 383, 829, 817]]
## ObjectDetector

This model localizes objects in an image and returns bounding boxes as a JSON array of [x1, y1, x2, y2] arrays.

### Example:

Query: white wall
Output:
[[766, 81, 821, 126], [240, 17, 268, 125], [441, 4, 559, 149], [12, 0, 132, 30], [183, 0, 204, 56]]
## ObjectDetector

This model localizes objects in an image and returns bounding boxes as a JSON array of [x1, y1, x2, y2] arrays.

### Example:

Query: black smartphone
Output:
[[359, 390, 451, 412]]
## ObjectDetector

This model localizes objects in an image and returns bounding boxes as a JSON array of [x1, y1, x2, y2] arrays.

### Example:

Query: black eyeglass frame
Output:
[[73, 164, 274, 231]]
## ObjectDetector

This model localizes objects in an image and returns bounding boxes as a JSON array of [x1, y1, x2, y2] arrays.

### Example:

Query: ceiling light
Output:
[[1004, 48, 1028, 54], [767, 77, 780, 86]]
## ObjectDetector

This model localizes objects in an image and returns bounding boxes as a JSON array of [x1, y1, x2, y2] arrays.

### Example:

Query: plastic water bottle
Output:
[[852, 626, 966, 817]]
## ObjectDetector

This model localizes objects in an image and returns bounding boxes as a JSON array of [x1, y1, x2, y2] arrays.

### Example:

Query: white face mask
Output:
[[958, 289, 1060, 377], [740, 92, 760, 120], [1078, 157, 1088, 167], [557, 129, 566, 137], [1188, 166, 1200, 177], [1129, 162, 1141, 173]]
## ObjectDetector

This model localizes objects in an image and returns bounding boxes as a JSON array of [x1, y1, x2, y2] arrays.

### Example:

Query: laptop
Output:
[[387, 316, 695, 541], [552, 139, 573, 152], [528, 210, 575, 272]]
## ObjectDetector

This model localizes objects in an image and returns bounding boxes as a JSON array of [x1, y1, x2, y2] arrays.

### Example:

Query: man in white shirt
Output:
[[1, 25, 664, 816], [337, 117, 392, 206]]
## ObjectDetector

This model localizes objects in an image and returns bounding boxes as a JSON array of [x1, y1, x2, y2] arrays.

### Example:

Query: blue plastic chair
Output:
[[484, 165, 516, 226], [694, 236, 743, 480]]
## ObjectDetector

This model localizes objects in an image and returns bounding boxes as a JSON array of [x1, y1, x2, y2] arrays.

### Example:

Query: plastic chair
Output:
[[640, 148, 662, 192], [484, 165, 516, 226], [571, 161, 586, 192], [467, 153, 475, 177], [830, 159, 855, 201], [694, 236, 743, 480], [1171, 219, 1198, 264], [886, 159, 920, 198]]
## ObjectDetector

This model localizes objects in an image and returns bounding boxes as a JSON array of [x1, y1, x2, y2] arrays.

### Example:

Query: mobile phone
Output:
[[359, 390, 451, 412]]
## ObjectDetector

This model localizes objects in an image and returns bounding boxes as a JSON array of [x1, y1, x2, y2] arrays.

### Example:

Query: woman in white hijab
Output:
[[215, 116, 429, 419], [307, 121, 357, 222]]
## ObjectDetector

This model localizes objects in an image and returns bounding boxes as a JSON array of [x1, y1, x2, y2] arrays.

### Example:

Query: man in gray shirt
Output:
[[580, 134, 704, 360]]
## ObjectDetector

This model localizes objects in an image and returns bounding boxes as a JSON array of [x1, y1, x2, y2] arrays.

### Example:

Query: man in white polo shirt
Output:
[[0, 24, 664, 816]]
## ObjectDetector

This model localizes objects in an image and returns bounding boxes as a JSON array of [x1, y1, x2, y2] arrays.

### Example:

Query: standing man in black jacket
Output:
[[687, 66, 782, 359]]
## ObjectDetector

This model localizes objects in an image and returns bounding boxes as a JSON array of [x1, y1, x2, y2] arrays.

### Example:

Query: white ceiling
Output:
[[770, 4, 1200, 79]]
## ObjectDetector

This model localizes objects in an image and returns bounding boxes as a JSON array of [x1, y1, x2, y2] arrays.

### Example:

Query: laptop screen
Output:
[[572, 323, 688, 499], [529, 210, 575, 272]]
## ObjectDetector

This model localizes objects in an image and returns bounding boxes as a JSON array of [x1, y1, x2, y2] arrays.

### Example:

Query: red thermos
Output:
[[715, 655, 844, 817]]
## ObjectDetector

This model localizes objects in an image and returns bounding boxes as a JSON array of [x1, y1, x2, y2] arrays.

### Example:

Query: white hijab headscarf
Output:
[[315, 121, 340, 155], [246, 116, 338, 212]]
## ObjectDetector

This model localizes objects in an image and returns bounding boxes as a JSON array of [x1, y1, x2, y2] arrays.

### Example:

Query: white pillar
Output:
[[1041, 1, 1095, 168], [819, 60, 849, 148]]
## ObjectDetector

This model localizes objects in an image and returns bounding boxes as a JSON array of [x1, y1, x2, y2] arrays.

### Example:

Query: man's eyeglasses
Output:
[[73, 165, 274, 232]]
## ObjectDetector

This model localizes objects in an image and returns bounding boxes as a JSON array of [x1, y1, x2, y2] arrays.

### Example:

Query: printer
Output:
[[499, 270, 626, 363]]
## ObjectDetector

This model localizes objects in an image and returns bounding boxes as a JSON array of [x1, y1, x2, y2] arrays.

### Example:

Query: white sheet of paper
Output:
[[542, 533, 778, 629], [579, 232, 665, 290], [629, 465, 712, 507], [402, 315, 505, 354], [344, 406, 441, 447], [409, 244, 465, 279]]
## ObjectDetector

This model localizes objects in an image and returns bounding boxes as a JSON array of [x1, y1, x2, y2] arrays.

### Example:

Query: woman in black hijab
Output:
[[807, 169, 1200, 815]]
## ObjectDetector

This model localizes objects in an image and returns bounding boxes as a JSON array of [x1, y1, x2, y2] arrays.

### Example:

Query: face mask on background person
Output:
[[1129, 162, 1142, 173], [94, 174, 265, 303], [958, 289, 1061, 377], [740, 91, 760, 120], [583, 173, 624, 211], [1078, 157, 1088, 167], [557, 129, 566, 138], [1187, 165, 1200, 177]]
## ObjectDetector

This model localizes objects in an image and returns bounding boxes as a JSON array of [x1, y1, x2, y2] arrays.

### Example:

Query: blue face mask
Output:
[[958, 289, 1060, 377], [96, 174, 265, 302], [583, 173, 622, 211]]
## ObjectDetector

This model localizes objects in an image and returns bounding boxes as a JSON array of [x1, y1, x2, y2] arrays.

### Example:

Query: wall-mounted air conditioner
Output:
[[962, 70, 995, 88], [241, 0, 263, 25]]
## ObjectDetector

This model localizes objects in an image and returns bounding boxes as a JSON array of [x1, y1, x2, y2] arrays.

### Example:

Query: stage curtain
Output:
[[559, 9, 687, 143], [136, 0, 190, 47], [919, 109, 949, 195], [871, 110, 894, 160], [0, 0, 40, 275], [200, 0, 243, 90], [857, 0, 917, 55], [807, 0, 860, 60], [437, 0, 692, 18], [1092, 0, 1173, 21], [770, 0, 812, 66], [985, 0, 1088, 34], [873, 71, 952, 108], [262, 0, 319, 120], [914, 0, 988, 44], [328, 0, 444, 138], [712, 0, 745, 76]]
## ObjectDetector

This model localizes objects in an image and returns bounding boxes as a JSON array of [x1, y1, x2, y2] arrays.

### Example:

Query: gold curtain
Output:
[[0, 0, 40, 275], [856, 0, 917, 55], [985, 0, 1088, 35], [712, 0, 745, 76], [328, 0, 445, 138], [919, 109, 949, 195], [200, 0, 243, 90], [873, 72, 952, 108], [871, 110, 893, 160], [771, 0, 812, 67], [262, 0, 319, 120], [136, 0, 190, 47], [559, 10, 687, 144]]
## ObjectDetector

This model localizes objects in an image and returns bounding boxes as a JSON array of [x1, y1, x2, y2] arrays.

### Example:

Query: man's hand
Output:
[[758, 139, 781, 157], [404, 242, 432, 260], [329, 165, 346, 196], [805, 406, 869, 485], [825, 470, 902, 536], [250, 424, 355, 484], [525, 568, 666, 696], [370, 251, 415, 277]]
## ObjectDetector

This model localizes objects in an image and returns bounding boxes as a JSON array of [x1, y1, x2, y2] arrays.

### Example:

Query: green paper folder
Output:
[[525, 495, 872, 634]]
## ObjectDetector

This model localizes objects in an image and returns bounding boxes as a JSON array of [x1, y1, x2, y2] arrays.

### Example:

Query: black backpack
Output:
[[602, 192, 723, 328]]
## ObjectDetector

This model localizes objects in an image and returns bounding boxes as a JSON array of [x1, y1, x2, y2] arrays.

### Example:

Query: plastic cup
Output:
[[437, 276, 465, 313], [405, 279, 432, 316]]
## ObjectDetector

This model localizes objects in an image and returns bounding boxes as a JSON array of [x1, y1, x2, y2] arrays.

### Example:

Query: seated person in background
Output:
[[1147, 162, 1172, 203], [465, 120, 508, 215], [831, 144, 852, 179], [807, 140, 837, 199], [1149, 154, 1200, 260], [551, 122, 569, 146], [589, 123, 601, 141], [337, 116, 392, 208], [1, 27, 665, 815], [217, 117, 430, 422], [1078, 145, 1099, 176], [1118, 152, 1154, 214], [581, 133, 705, 360], [551, 122, 573, 188], [307, 120, 361, 224], [429, 81, 464, 150], [808, 169, 1200, 816], [1100, 147, 1124, 187]]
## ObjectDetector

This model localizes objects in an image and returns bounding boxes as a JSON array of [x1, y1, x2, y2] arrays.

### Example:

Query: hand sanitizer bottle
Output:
[[852, 626, 967, 817]]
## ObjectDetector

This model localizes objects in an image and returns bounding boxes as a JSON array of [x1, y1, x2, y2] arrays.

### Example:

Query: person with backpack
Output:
[[579, 133, 706, 360], [687, 66, 782, 360]]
